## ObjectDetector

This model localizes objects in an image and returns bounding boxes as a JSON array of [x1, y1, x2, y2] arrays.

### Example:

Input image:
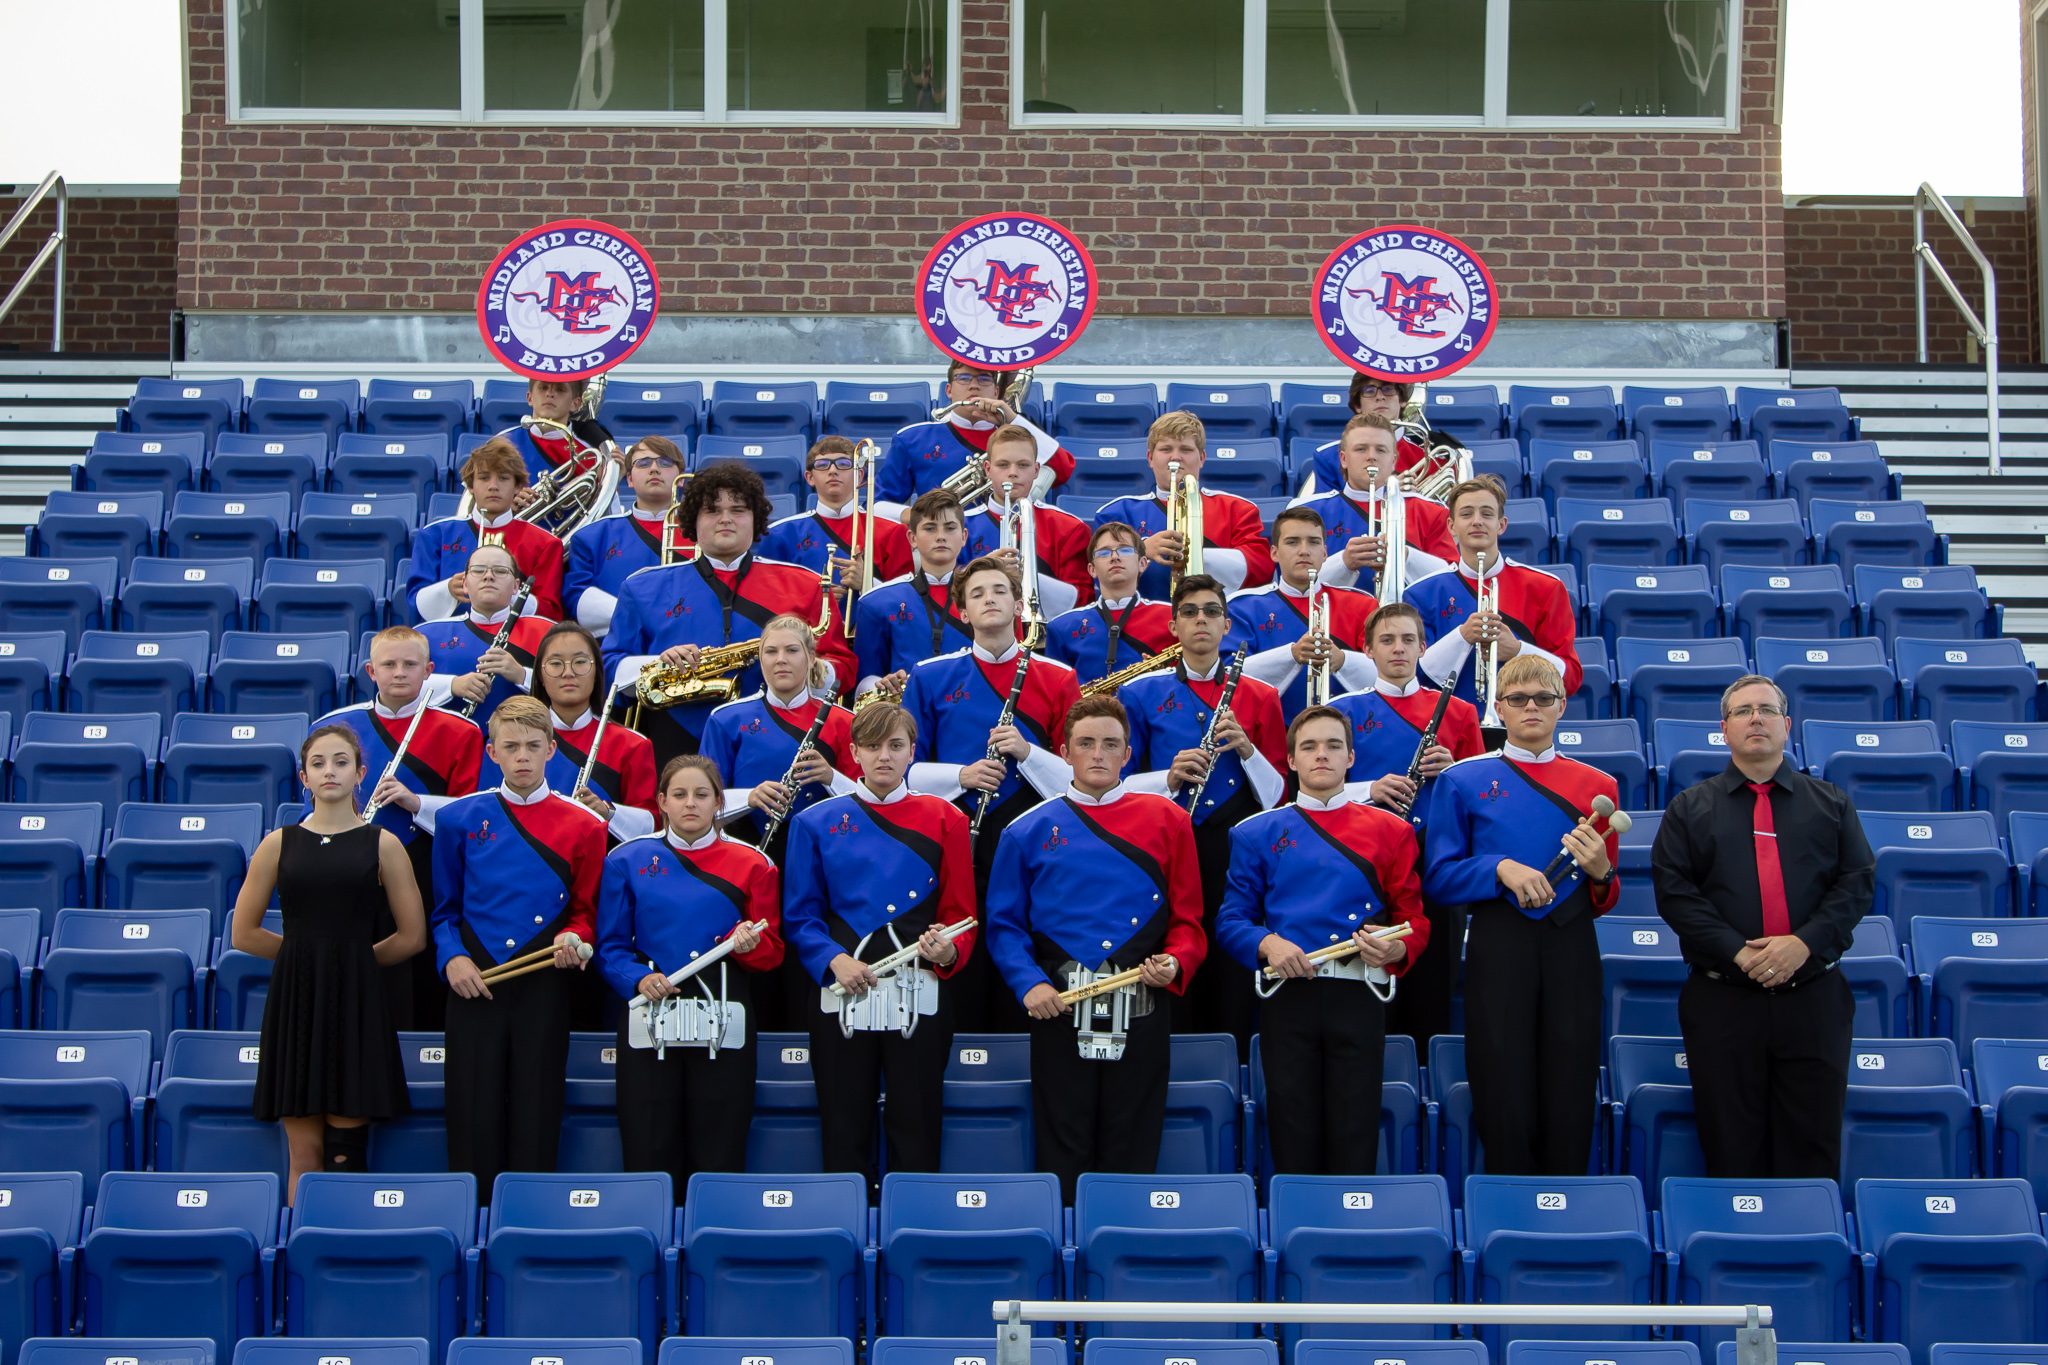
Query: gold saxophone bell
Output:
[[1080, 643, 1184, 698], [634, 638, 764, 711], [852, 681, 902, 713]]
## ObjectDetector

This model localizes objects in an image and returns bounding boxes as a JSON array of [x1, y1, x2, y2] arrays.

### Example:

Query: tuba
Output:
[[462, 373, 622, 539], [1166, 459, 1204, 590]]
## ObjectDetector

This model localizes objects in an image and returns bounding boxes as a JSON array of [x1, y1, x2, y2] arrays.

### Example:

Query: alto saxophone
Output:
[[1079, 643, 1184, 698]]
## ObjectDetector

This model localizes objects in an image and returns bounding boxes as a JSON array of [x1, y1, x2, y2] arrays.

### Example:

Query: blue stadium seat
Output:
[[10, 709, 159, 810], [1496, 498, 1552, 566], [1860, 809, 2009, 923], [1503, 1342, 1695, 1365], [2015, 812, 2048, 918], [122, 558, 253, 649], [1074, 1173, 1258, 1339], [255, 558, 385, 639], [284, 1171, 480, 1351], [602, 383, 705, 445], [1800, 720, 1950, 813], [449, 1343, 641, 1365], [0, 1030, 150, 1186], [1168, 383, 1275, 440], [1595, 907, 1682, 1034], [681, 1171, 865, 1338], [367, 1033, 450, 1172], [1459, 1176, 1653, 1351], [1199, 440, 1287, 499], [246, 377, 359, 449], [876, 1171, 1061, 1337], [79, 1170, 279, 1354], [0, 556, 116, 654], [1720, 565, 1851, 648], [475, 379, 529, 435], [1249, 1035, 1423, 1185], [1757, 636, 1897, 724], [1895, 637, 2038, 729], [482, 1171, 671, 1359], [151, 1030, 286, 1180], [708, 381, 818, 440], [209, 631, 350, 717], [1659, 1177, 1854, 1348], [362, 380, 474, 451], [1924, 1347, 2048, 1365], [1771, 441, 1895, 512], [1843, 918, 1912, 1039], [295, 492, 416, 572], [1649, 441, 1767, 506], [1649, 719, 1734, 803], [1972, 1038, 2048, 1207], [1083, 1343, 1275, 1365], [1555, 499, 1679, 573], [821, 382, 926, 442], [167, 492, 291, 572], [20, 1341, 216, 1365], [1428, 385, 1507, 444], [868, 1339, 1061, 1365], [1263, 1175, 1455, 1347], [1736, 386, 1847, 432], [940, 1034, 1033, 1173], [0, 908, 35, 1028], [555, 1032, 622, 1173], [68, 629, 210, 730], [1161, 1033, 1243, 1175], [1605, 1038, 1700, 1200], [1569, 636, 1616, 721], [692, 436, 808, 498], [338, 431, 458, 487], [1617, 637, 1749, 730], [1853, 1177, 2048, 1361], [747, 1033, 823, 1173], [32, 492, 161, 577], [1624, 387, 1734, 447], [1910, 917, 2048, 1053], [1811, 501, 1940, 578], [234, 1341, 432, 1365], [125, 377, 243, 449], [0, 631, 65, 725], [1531, 442, 1646, 510], [40, 908, 211, 1056], [209, 948, 271, 1032], [328, 441, 444, 505], [1279, 385, 1355, 444], [1856, 566, 1995, 650], [1955, 721, 2048, 826], [161, 713, 305, 826], [1839, 1039, 1979, 1201], [1510, 387, 1621, 452], [1682, 499, 1810, 578], [665, 1341, 857, 1365], [82, 432, 207, 501], [1587, 565, 1716, 647], [103, 802, 263, 932], [1429, 1036, 1479, 1197], [1053, 383, 1160, 441], [0, 1170, 83, 1363], [0, 802, 100, 917], [1464, 437, 1527, 500], [1750, 403, 1857, 452], [208, 433, 325, 514], [1552, 719, 1650, 810], [1296, 1343, 1487, 1365]]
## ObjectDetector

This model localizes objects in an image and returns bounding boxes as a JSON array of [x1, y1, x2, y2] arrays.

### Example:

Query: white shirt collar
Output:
[[815, 499, 852, 520], [665, 825, 720, 851], [853, 780, 910, 805], [475, 508, 517, 530], [1375, 676, 1422, 698], [919, 565, 954, 584], [469, 605, 513, 627], [971, 640, 1022, 665], [1296, 787, 1356, 812], [630, 505, 670, 524], [764, 684, 812, 712], [1460, 551, 1511, 582], [373, 694, 424, 720], [1182, 656, 1223, 682], [700, 552, 748, 573], [1505, 742, 1557, 763], [1096, 593, 1138, 612], [1067, 781, 1127, 807], [1342, 484, 1388, 503], [947, 413, 997, 433], [500, 781, 551, 806], [550, 707, 592, 730], [1278, 578, 1316, 600], [1151, 487, 1174, 501]]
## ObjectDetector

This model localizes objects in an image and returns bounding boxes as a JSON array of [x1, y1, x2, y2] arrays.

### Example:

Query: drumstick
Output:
[[477, 957, 565, 986], [1057, 963, 1150, 1007], [1260, 922, 1414, 978], [478, 935, 592, 983]]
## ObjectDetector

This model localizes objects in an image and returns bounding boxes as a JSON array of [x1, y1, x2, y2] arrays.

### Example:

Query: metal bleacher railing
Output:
[[0, 171, 68, 350], [1912, 183, 2000, 476]]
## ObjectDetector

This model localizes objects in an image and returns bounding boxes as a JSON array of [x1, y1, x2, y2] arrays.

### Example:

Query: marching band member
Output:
[[1422, 654, 1618, 1175], [1216, 705, 1428, 1173], [596, 754, 783, 1190], [961, 425, 1091, 614], [1301, 376, 1429, 496], [405, 437, 566, 621], [759, 435, 914, 594], [601, 463, 856, 767], [984, 695, 1205, 1204], [562, 436, 689, 635], [1405, 476, 1583, 709], [1122, 573, 1285, 1052], [782, 702, 977, 1195], [700, 613, 860, 853], [317, 624, 485, 1030], [1044, 522, 1175, 687], [1094, 413, 1276, 600], [1291, 413, 1455, 593], [901, 555, 1081, 1032], [877, 359, 1076, 506], [493, 375, 613, 482], [851, 487, 976, 700], [427, 697, 607, 1194], [418, 543, 556, 730], [1228, 507, 1378, 717]]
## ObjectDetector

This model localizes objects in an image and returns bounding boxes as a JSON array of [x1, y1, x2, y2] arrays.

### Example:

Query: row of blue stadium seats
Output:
[[1, 1159, 2041, 1362]]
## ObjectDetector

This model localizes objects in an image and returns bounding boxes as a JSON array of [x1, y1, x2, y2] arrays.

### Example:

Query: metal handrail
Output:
[[0, 171, 68, 351], [1913, 182, 2001, 474]]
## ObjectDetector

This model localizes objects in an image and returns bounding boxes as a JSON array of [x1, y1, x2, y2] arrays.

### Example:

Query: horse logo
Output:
[[1310, 225, 1497, 385], [478, 217, 660, 381], [509, 270, 628, 335]]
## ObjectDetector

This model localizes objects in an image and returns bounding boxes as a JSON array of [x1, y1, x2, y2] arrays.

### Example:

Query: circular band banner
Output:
[[1310, 225, 1498, 383], [477, 218, 661, 381], [914, 212, 1097, 370]]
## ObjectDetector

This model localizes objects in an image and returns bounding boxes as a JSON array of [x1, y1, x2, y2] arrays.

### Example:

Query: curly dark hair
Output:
[[680, 461, 774, 543]]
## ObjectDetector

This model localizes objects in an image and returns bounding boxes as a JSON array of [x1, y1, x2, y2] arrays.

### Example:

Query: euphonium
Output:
[[999, 479, 1046, 650], [1079, 643, 1184, 698], [1166, 460, 1204, 588], [461, 377, 624, 539]]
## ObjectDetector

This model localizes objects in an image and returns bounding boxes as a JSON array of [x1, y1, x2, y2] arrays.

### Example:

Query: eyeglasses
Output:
[[1093, 546, 1138, 561], [543, 656, 596, 676], [949, 373, 1000, 389], [809, 457, 856, 471], [1175, 604, 1227, 620], [466, 566, 516, 580], [631, 456, 678, 471], [1360, 382, 1403, 398], [1498, 692, 1563, 710], [1726, 703, 1786, 720]]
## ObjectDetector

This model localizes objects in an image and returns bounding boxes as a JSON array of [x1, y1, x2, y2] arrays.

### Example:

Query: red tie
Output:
[[1747, 781, 1792, 938]]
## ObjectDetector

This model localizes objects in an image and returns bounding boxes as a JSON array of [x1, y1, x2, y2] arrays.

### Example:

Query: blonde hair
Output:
[[1495, 653, 1563, 697], [760, 613, 828, 689], [488, 695, 554, 742], [368, 625, 429, 660], [1147, 411, 1206, 453], [1446, 475, 1509, 516]]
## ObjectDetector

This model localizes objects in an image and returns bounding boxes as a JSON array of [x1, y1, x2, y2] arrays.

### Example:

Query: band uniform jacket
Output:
[[1422, 749, 1621, 923], [1404, 556, 1584, 707], [593, 829, 785, 1001], [405, 509, 566, 623], [316, 696, 484, 846], [430, 784, 606, 973], [418, 609, 555, 730], [476, 706, 659, 843], [1228, 581, 1380, 718], [564, 508, 691, 635], [851, 570, 975, 695], [1092, 487, 1279, 599]]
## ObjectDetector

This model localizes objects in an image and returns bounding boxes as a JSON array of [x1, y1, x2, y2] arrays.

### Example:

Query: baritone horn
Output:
[[998, 478, 1046, 649], [933, 367, 1037, 507], [1166, 459, 1204, 589]]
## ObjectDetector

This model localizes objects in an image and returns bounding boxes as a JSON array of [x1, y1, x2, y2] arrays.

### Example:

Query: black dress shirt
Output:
[[1651, 757, 1874, 987]]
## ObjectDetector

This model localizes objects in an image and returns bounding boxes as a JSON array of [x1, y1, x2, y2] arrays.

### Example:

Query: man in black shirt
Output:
[[1651, 674, 1874, 1180]]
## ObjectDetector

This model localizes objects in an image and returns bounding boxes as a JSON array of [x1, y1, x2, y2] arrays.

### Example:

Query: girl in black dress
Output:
[[231, 723, 428, 1201]]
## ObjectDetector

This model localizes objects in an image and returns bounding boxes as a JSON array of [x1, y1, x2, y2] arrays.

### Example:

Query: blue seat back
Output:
[[1462, 1176, 1652, 1348], [1083, 1344, 1276, 1365], [877, 1171, 1061, 1336], [152, 1030, 284, 1181], [22, 1340, 217, 1365], [867, 1340, 1061, 1365], [233, 1342, 432, 1365], [681, 1172, 866, 1339], [1075, 1173, 1258, 1337], [1267, 1175, 1455, 1343]]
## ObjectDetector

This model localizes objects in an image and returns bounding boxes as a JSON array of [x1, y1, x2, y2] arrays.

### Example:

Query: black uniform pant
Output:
[[1030, 1000, 1171, 1206], [1388, 896, 1463, 1048], [444, 962, 571, 1194], [810, 995, 954, 1198], [1171, 793, 1259, 1060], [613, 988, 756, 1195], [1679, 967, 1854, 1180], [1261, 975, 1388, 1175], [1462, 900, 1601, 1176]]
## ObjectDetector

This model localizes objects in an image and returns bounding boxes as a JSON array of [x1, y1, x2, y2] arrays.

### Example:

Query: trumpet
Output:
[[1305, 588, 1333, 707], [1166, 460, 1204, 589], [1079, 643, 1183, 698], [998, 479, 1046, 650], [1474, 549, 1505, 742], [842, 439, 880, 638]]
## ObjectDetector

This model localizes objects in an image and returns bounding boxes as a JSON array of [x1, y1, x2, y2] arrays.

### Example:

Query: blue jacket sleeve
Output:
[[878, 431, 915, 505], [1422, 771, 1500, 905], [903, 671, 937, 762], [700, 709, 740, 785], [1213, 821, 1273, 970], [983, 822, 1046, 1004], [562, 524, 601, 620], [778, 816, 840, 986], [1125, 689, 1158, 773], [593, 844, 644, 1000], [430, 805, 467, 974], [403, 526, 441, 621], [602, 575, 648, 682]]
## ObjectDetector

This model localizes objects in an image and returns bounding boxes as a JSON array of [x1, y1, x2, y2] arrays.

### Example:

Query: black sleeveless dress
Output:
[[252, 823, 410, 1120]]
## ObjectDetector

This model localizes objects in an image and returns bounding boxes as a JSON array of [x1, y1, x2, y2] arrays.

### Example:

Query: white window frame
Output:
[[226, 0, 965, 128], [1012, 0, 1743, 132]]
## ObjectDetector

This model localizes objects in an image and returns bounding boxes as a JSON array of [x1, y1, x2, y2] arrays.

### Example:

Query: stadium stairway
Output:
[[0, 356, 169, 556]]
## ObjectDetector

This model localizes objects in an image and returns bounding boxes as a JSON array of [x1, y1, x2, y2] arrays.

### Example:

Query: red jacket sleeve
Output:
[[1536, 577, 1584, 697], [620, 731, 658, 823], [1047, 668, 1082, 752], [1441, 698, 1486, 761], [1159, 801, 1208, 993], [1050, 510, 1093, 601], [931, 802, 977, 978], [449, 724, 484, 797], [730, 855, 786, 970], [1378, 815, 1429, 976], [1223, 499, 1275, 588], [564, 809, 606, 945], [1046, 444, 1077, 487], [1394, 437, 1428, 475], [530, 538, 567, 622]]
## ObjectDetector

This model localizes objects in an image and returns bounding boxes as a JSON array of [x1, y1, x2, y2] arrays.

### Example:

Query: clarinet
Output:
[[971, 646, 1035, 838], [456, 578, 534, 721], [761, 698, 834, 846], [1182, 644, 1247, 811], [1396, 683, 1459, 817]]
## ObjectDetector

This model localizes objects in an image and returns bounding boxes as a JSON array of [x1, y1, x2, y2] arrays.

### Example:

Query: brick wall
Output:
[[0, 197, 178, 354], [181, 0, 1786, 323], [1784, 203, 2037, 366]]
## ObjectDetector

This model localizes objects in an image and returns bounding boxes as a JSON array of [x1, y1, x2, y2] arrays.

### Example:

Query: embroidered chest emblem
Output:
[[665, 598, 692, 620], [637, 857, 670, 878], [1155, 695, 1182, 716], [944, 682, 972, 705], [741, 718, 763, 735], [889, 602, 914, 625], [1041, 824, 1069, 853], [828, 813, 858, 836], [1356, 714, 1382, 735], [469, 819, 498, 845], [1480, 779, 1505, 802], [1271, 830, 1298, 855]]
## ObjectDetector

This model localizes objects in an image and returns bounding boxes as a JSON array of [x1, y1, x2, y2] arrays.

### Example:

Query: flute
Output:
[[360, 694, 432, 823], [572, 676, 625, 801]]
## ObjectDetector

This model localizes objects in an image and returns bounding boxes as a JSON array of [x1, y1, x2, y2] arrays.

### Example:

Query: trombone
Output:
[[998, 478, 1046, 649], [659, 470, 690, 568], [1305, 587, 1333, 707], [1166, 459, 1204, 591], [1474, 548, 1505, 739], [843, 439, 880, 638]]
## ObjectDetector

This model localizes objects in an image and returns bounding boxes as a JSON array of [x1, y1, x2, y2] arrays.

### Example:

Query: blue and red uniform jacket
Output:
[[1404, 557, 1584, 706], [1121, 661, 1287, 826], [1227, 581, 1380, 719], [781, 784, 978, 986], [984, 785, 1207, 1002], [1324, 679, 1486, 821], [1043, 595, 1175, 687], [757, 504, 914, 587], [593, 829, 784, 1001], [314, 697, 483, 846], [563, 509, 691, 634], [876, 417, 1077, 505], [418, 610, 555, 730], [1289, 485, 1455, 594], [1305, 434, 1430, 495], [1215, 792, 1429, 972], [403, 511, 566, 622], [961, 499, 1093, 611], [477, 708, 659, 842], [1421, 748, 1621, 923], [1093, 488, 1277, 600], [698, 689, 859, 841], [851, 570, 974, 693], [901, 644, 1080, 816], [430, 785, 606, 972]]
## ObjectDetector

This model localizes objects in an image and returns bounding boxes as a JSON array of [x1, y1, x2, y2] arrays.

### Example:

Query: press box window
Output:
[[727, 0, 949, 112], [1020, 0, 1244, 116], [1508, 0, 1729, 118], [484, 0, 707, 112], [1266, 0, 1485, 118], [239, 0, 460, 110]]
